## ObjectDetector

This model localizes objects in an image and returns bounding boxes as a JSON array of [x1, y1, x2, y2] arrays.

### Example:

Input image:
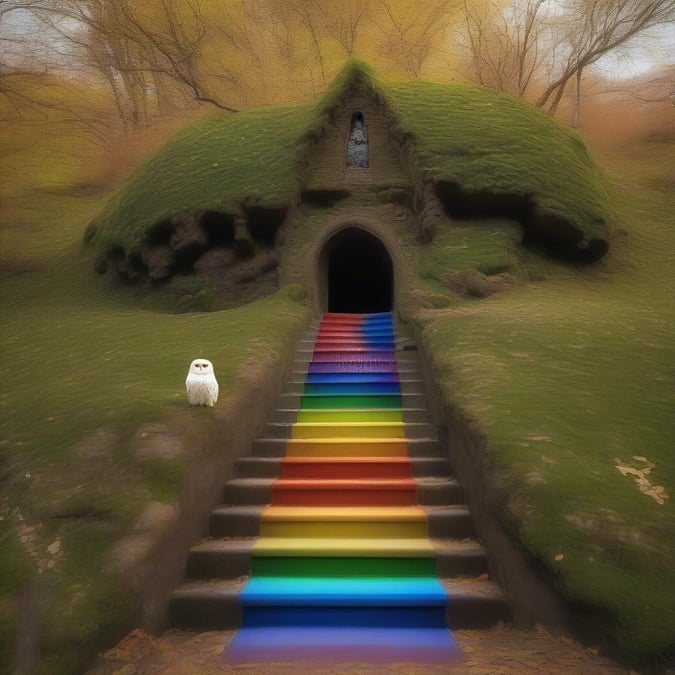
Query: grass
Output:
[[0, 190, 308, 672], [412, 138, 675, 664]]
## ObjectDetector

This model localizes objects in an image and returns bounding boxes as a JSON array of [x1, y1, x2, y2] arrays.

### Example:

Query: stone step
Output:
[[279, 392, 429, 410], [293, 361, 423, 375], [209, 505, 474, 539], [169, 576, 509, 630], [222, 477, 464, 507], [268, 407, 432, 424], [235, 455, 451, 478], [262, 421, 438, 441], [293, 352, 422, 366], [282, 380, 426, 395], [185, 537, 488, 580], [250, 436, 446, 458]]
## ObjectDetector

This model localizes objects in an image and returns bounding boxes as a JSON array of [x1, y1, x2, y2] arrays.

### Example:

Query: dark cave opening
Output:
[[324, 228, 393, 313]]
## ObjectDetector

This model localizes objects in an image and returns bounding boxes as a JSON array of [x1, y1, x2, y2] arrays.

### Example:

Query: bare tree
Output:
[[376, 0, 456, 78], [317, 0, 368, 57], [460, 0, 546, 96], [459, 0, 675, 121], [538, 0, 675, 115]]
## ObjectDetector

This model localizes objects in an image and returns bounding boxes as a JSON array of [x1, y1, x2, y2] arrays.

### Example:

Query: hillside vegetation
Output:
[[414, 138, 675, 665], [87, 62, 613, 271]]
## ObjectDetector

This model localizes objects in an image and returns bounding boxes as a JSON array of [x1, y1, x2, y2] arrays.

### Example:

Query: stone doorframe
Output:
[[308, 214, 408, 318]]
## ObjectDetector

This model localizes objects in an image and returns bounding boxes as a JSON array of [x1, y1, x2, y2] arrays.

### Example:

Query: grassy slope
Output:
[[89, 104, 315, 254], [382, 78, 612, 241], [0, 195, 307, 672], [414, 139, 675, 663]]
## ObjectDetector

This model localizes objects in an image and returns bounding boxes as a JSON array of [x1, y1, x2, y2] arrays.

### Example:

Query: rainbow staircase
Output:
[[170, 312, 510, 663]]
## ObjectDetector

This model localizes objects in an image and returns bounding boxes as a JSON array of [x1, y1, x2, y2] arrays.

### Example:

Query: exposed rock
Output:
[[141, 244, 175, 280], [231, 250, 279, 284], [193, 247, 238, 275], [169, 212, 207, 253], [487, 271, 518, 293]]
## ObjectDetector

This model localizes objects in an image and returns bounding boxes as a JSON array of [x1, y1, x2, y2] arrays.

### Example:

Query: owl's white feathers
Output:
[[186, 359, 219, 407]]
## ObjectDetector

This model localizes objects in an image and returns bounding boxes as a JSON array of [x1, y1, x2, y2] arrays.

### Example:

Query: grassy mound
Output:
[[381, 79, 612, 256], [86, 104, 315, 256], [87, 61, 613, 269]]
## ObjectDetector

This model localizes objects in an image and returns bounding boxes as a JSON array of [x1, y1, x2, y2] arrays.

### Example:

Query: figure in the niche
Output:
[[347, 117, 368, 167]]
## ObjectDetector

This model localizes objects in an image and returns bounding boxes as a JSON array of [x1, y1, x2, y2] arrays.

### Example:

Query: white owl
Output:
[[186, 359, 219, 407]]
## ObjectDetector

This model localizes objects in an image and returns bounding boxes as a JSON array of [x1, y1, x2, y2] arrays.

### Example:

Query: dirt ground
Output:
[[87, 624, 633, 675]]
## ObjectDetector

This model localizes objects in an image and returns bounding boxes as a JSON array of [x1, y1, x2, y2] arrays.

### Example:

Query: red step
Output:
[[271, 479, 418, 507]]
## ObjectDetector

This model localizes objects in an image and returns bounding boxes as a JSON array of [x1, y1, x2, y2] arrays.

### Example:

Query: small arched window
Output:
[[347, 112, 369, 168]]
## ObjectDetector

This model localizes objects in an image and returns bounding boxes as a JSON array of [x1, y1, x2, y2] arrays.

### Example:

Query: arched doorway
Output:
[[319, 227, 393, 313]]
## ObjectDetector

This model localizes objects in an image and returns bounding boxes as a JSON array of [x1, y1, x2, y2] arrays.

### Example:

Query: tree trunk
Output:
[[572, 67, 582, 128]]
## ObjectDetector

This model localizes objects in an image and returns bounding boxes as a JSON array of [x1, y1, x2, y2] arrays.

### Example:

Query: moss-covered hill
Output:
[[86, 61, 613, 278]]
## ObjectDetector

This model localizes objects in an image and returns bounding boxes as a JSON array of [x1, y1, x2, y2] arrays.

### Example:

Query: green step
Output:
[[301, 394, 403, 409], [296, 409, 404, 423], [251, 556, 437, 578]]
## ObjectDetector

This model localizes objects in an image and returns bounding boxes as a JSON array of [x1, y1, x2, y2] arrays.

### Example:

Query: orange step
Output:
[[279, 456, 412, 480]]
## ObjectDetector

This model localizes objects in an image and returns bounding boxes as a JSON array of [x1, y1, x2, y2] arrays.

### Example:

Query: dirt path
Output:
[[87, 624, 630, 674]]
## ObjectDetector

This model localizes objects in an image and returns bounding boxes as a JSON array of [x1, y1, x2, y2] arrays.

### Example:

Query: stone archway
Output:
[[317, 227, 393, 313]]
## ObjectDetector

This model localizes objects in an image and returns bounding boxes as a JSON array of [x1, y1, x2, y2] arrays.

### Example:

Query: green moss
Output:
[[379, 78, 612, 243], [89, 61, 613, 262], [90, 104, 315, 254], [419, 220, 522, 283]]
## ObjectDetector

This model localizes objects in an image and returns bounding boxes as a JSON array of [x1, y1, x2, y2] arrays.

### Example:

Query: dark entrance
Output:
[[325, 228, 393, 313]]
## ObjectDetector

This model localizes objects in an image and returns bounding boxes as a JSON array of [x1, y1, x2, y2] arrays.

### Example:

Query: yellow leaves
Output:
[[614, 456, 669, 505]]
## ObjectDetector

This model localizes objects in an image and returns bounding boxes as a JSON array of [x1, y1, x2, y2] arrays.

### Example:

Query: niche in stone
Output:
[[347, 112, 369, 168], [322, 227, 393, 313]]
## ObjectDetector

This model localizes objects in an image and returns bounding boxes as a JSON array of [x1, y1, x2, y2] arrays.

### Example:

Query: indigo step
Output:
[[282, 380, 426, 395], [169, 577, 509, 630]]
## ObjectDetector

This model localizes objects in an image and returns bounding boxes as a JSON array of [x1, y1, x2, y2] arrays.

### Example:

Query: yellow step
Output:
[[259, 506, 428, 539], [291, 422, 406, 439], [252, 537, 436, 557], [285, 438, 410, 458]]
